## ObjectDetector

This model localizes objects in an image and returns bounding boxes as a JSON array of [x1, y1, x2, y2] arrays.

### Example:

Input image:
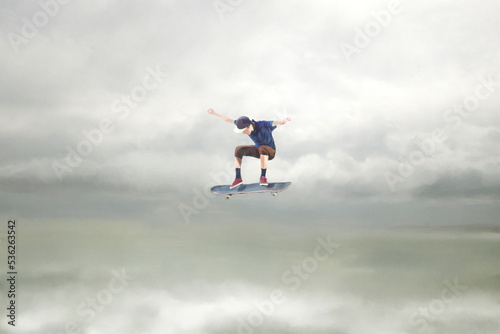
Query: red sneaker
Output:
[[260, 176, 268, 186], [230, 178, 243, 189]]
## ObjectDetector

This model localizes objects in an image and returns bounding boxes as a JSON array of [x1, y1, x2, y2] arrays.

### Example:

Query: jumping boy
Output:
[[207, 108, 291, 189]]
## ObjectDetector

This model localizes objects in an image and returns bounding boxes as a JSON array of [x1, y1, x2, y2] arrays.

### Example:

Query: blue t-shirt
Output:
[[235, 120, 277, 149]]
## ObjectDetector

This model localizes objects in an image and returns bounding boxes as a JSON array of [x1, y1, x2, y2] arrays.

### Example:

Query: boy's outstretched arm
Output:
[[272, 117, 291, 127], [207, 108, 234, 124]]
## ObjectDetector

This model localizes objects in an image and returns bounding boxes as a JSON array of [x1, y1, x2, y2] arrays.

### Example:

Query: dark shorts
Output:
[[235, 145, 276, 160]]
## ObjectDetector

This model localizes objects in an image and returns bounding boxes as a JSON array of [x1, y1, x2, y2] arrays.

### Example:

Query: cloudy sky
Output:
[[1, 0, 500, 225], [0, 0, 500, 333], [1, 0, 500, 226]]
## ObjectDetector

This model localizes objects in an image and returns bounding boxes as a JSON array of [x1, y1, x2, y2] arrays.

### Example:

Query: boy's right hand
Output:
[[207, 108, 215, 115]]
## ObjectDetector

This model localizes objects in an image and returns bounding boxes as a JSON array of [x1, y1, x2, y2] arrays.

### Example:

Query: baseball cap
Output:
[[234, 116, 252, 133]]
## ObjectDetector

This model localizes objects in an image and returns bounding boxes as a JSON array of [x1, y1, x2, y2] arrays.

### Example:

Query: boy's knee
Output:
[[258, 147, 268, 156], [235, 146, 244, 158], [259, 146, 275, 160]]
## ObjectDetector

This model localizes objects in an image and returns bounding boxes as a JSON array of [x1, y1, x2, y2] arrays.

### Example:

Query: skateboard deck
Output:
[[211, 182, 292, 199]]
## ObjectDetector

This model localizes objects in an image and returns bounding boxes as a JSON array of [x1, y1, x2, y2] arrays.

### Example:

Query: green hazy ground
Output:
[[2, 220, 499, 334]]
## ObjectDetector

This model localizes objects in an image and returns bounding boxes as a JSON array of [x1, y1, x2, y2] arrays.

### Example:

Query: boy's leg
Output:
[[259, 154, 268, 185], [260, 154, 268, 169], [232, 155, 243, 189], [234, 156, 242, 180], [260, 154, 269, 178], [232, 145, 259, 188], [235, 146, 260, 168], [235, 156, 242, 169], [260, 154, 269, 186], [258, 146, 276, 162], [258, 146, 275, 186]]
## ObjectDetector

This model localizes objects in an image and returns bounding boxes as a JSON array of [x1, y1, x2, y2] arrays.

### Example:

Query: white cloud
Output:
[[1, 0, 500, 222]]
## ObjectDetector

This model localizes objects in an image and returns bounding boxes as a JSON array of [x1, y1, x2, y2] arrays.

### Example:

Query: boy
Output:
[[207, 108, 291, 189]]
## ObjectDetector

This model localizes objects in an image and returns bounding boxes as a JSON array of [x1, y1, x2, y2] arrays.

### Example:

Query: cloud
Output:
[[1, 0, 500, 225], [414, 168, 500, 199], [2, 4, 499, 334]]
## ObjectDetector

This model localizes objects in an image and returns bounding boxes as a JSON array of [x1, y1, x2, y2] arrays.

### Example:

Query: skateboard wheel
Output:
[[225, 194, 232, 200], [272, 192, 278, 197]]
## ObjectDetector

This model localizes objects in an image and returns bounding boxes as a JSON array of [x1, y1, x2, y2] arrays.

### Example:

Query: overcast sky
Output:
[[1, 0, 500, 226], [0, 1, 500, 222], [2, 1, 500, 334]]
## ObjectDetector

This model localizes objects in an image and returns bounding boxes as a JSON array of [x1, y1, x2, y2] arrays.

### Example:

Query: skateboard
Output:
[[211, 182, 292, 200]]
